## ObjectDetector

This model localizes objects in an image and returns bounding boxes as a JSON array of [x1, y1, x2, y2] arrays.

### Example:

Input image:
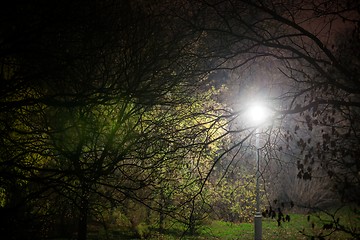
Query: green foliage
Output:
[[0, 187, 5, 207], [208, 172, 265, 223], [136, 222, 151, 239]]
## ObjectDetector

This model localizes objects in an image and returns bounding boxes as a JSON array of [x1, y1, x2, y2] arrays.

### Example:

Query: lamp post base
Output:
[[254, 212, 262, 240]]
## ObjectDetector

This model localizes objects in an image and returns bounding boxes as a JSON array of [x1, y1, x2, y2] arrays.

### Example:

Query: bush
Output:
[[136, 222, 150, 239]]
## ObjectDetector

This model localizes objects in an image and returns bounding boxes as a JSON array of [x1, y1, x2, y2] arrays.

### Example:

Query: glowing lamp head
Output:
[[246, 103, 271, 126]]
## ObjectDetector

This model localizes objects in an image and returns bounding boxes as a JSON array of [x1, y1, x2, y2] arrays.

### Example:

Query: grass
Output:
[[147, 211, 358, 240], [84, 208, 359, 239], [195, 216, 308, 240]]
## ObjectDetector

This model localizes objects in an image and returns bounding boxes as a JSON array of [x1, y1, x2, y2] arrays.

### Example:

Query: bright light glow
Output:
[[246, 102, 271, 126]]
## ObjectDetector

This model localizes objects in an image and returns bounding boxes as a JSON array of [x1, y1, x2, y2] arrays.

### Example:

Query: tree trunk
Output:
[[159, 188, 165, 233], [77, 198, 89, 240]]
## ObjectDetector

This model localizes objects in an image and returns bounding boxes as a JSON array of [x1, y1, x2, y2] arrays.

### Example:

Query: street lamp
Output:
[[246, 103, 271, 126], [245, 102, 272, 240]]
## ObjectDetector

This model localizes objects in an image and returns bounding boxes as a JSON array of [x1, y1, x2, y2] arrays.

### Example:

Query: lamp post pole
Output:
[[254, 128, 262, 240], [245, 102, 270, 240]]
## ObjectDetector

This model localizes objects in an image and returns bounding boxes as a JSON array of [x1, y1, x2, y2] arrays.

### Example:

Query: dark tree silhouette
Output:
[[1, 0, 359, 239], [170, 0, 360, 238], [0, 1, 227, 239]]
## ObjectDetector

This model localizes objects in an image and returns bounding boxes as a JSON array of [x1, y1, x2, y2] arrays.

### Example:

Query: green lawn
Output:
[[193, 216, 307, 240], [147, 212, 358, 240], [86, 210, 359, 240]]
